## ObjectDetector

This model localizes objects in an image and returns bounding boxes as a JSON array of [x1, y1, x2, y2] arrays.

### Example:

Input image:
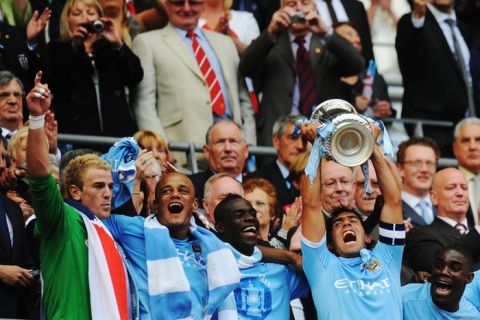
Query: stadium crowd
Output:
[[1, 0, 480, 319]]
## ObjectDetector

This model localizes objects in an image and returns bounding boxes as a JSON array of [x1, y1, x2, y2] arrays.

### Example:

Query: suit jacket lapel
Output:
[[276, 31, 295, 72], [309, 34, 323, 69], [0, 196, 13, 257], [163, 24, 204, 80], [426, 11, 463, 79]]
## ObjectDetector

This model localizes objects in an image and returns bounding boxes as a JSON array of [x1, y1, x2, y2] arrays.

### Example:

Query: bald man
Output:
[[404, 168, 480, 273]]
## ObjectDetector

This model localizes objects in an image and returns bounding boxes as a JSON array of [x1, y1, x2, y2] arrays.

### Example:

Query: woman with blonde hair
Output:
[[48, 0, 143, 139]]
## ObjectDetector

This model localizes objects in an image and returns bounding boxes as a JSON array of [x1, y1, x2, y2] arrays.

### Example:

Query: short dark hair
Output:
[[326, 206, 366, 245], [396, 137, 441, 164], [213, 193, 245, 225], [433, 246, 474, 273]]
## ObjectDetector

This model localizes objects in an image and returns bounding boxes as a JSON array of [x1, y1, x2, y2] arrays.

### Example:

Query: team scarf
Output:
[[66, 199, 129, 320], [226, 244, 262, 270], [144, 215, 240, 319]]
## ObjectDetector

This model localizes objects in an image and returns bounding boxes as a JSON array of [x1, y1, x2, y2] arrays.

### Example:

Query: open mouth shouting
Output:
[[433, 278, 453, 297], [342, 230, 357, 244], [168, 202, 184, 213]]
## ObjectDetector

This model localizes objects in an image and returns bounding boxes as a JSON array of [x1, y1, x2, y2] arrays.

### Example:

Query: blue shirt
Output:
[[402, 283, 480, 319], [103, 215, 211, 319], [228, 245, 309, 320], [301, 223, 405, 320], [464, 270, 480, 311]]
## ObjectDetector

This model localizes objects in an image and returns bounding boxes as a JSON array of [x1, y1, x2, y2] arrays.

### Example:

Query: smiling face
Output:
[[431, 168, 469, 221], [430, 249, 474, 312], [321, 161, 356, 213], [329, 211, 368, 258], [398, 144, 437, 198], [453, 124, 480, 175], [217, 197, 259, 256], [156, 172, 198, 239]]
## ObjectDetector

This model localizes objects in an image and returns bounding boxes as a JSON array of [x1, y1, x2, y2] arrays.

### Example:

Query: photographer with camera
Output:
[[239, 0, 364, 147], [47, 0, 143, 142]]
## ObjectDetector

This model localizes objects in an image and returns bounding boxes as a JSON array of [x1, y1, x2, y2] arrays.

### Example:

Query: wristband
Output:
[[29, 114, 45, 129]]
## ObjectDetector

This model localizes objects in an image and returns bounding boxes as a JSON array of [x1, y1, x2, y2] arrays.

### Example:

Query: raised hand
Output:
[[44, 110, 58, 154], [26, 7, 51, 43], [100, 18, 123, 49], [26, 71, 51, 116]]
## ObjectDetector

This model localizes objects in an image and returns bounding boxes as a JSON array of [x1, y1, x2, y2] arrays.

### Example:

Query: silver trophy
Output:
[[310, 99, 374, 167]]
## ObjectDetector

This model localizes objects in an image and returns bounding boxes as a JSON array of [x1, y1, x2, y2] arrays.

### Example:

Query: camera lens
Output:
[[92, 20, 105, 33]]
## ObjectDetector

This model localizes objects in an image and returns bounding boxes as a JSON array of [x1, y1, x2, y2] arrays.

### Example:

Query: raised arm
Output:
[[26, 71, 51, 176], [370, 145, 403, 224]]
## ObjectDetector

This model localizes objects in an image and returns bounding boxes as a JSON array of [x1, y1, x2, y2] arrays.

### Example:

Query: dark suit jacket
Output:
[[396, 10, 472, 151], [232, 0, 280, 32], [340, 0, 375, 63], [188, 168, 215, 207], [0, 23, 46, 102], [402, 200, 437, 227], [404, 217, 480, 273], [239, 30, 364, 146], [48, 39, 143, 137], [0, 193, 33, 318], [246, 160, 299, 209]]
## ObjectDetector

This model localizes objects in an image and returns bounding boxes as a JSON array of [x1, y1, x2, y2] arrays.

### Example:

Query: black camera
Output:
[[81, 20, 105, 33], [291, 12, 306, 24]]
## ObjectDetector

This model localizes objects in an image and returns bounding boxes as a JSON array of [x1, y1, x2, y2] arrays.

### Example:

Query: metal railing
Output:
[[58, 130, 458, 174]]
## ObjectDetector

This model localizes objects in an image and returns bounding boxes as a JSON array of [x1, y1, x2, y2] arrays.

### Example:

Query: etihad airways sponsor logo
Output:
[[334, 277, 391, 296]]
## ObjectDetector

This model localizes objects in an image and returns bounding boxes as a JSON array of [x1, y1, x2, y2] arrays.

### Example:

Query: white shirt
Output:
[[437, 215, 470, 233], [276, 159, 291, 189], [315, 0, 349, 29], [402, 191, 434, 223], [411, 4, 471, 86]]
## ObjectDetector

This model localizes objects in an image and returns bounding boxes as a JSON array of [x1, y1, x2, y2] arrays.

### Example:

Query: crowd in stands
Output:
[[1, 0, 480, 319]]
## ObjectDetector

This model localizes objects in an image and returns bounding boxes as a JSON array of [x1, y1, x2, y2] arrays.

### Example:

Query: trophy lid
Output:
[[310, 99, 357, 122]]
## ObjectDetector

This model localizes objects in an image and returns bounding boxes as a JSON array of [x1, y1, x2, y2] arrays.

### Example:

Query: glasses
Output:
[[403, 160, 436, 169], [167, 0, 204, 6], [0, 91, 23, 101]]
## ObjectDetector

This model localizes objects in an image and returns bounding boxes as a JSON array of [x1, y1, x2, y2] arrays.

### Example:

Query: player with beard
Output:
[[104, 172, 240, 319], [298, 122, 404, 319], [214, 194, 309, 319], [402, 247, 479, 319]]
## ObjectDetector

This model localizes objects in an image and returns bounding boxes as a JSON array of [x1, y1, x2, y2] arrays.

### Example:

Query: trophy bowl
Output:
[[311, 99, 374, 167]]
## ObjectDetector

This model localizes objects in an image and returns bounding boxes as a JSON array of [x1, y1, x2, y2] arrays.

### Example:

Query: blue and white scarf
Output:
[[144, 215, 240, 319], [101, 137, 139, 209]]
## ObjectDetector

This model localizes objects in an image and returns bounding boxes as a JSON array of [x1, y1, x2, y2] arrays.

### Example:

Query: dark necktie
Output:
[[445, 18, 475, 117], [0, 205, 11, 253], [455, 223, 468, 235], [295, 37, 317, 116], [324, 0, 339, 25]]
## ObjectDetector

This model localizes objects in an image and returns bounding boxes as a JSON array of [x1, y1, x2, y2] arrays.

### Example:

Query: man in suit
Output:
[[397, 137, 440, 228], [239, 0, 364, 146], [404, 168, 480, 273], [396, 0, 473, 157], [0, 138, 34, 319], [315, 0, 375, 62], [132, 0, 255, 163], [246, 115, 306, 209], [189, 120, 249, 205], [0, 71, 24, 142], [453, 117, 480, 226]]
